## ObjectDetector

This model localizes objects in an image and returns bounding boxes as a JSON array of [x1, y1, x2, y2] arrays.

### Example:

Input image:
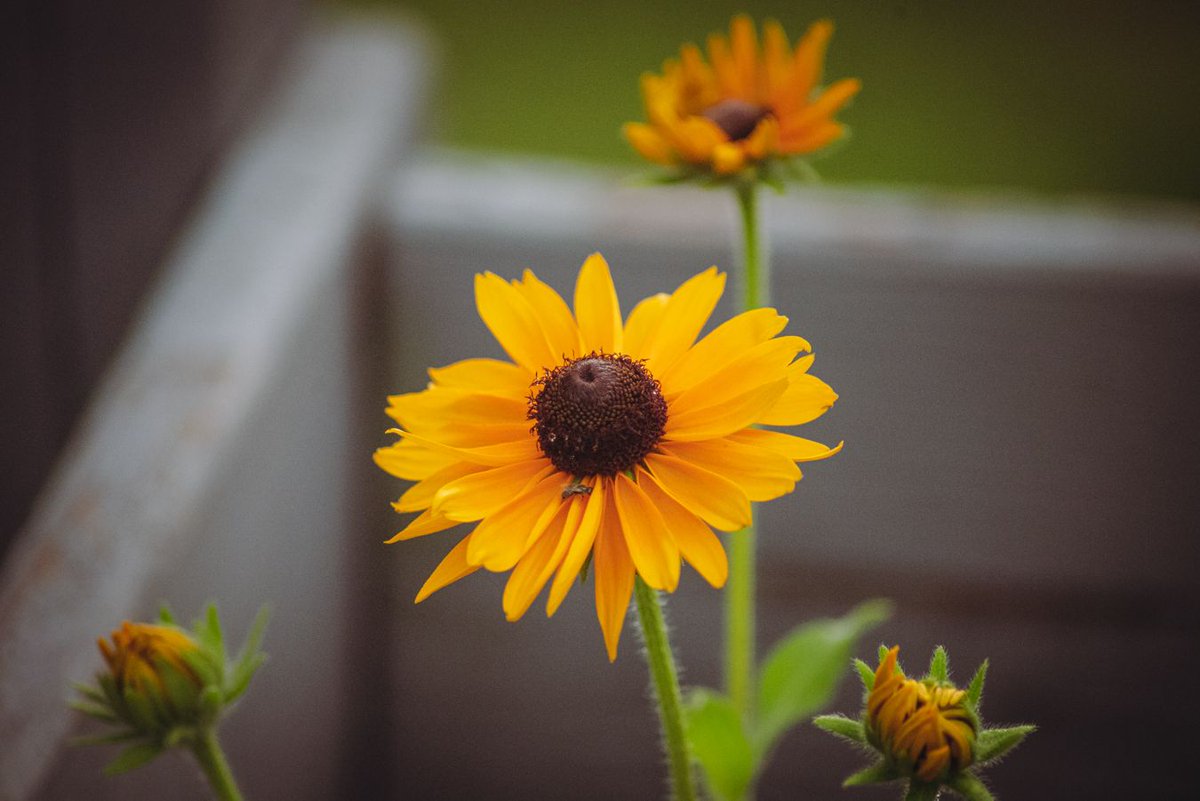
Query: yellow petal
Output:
[[780, 120, 845, 155], [638, 471, 727, 587], [729, 14, 759, 100], [669, 335, 806, 409], [664, 378, 788, 442], [475, 272, 558, 373], [762, 20, 792, 97], [644, 452, 751, 532], [790, 19, 834, 105], [742, 115, 779, 160], [432, 459, 554, 522], [707, 31, 738, 98], [502, 501, 574, 621], [758, 372, 838, 426], [373, 439, 457, 481], [414, 535, 480, 602], [623, 292, 670, 358], [642, 267, 726, 376], [389, 429, 541, 467], [792, 77, 861, 129], [386, 388, 528, 429], [513, 269, 583, 362], [593, 490, 635, 660], [622, 122, 677, 165], [395, 461, 484, 512], [613, 472, 680, 591], [661, 307, 789, 394], [428, 358, 532, 395], [546, 479, 606, 615], [727, 428, 843, 462], [574, 253, 624, 354], [660, 438, 801, 503], [384, 509, 460, 543], [466, 472, 564, 571], [712, 142, 747, 174]]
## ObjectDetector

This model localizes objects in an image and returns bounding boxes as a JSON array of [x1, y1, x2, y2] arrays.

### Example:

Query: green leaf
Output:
[[196, 604, 227, 667], [854, 658, 875, 692], [966, 660, 988, 710], [72, 729, 144, 747], [949, 772, 995, 801], [755, 600, 891, 755], [104, 742, 163, 775], [684, 689, 755, 801], [72, 681, 108, 705], [842, 760, 895, 786], [70, 700, 119, 722], [157, 605, 176, 625], [878, 644, 892, 663], [227, 605, 270, 702], [928, 646, 949, 683], [812, 714, 867, 744], [975, 725, 1036, 764], [903, 781, 941, 801]]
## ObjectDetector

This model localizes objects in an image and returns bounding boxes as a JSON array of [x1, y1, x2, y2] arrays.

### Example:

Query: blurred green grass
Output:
[[342, 0, 1199, 202]]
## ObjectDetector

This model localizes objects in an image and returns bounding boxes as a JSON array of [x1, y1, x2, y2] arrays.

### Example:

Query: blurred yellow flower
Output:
[[868, 646, 977, 783], [375, 254, 840, 660], [99, 621, 201, 697], [624, 15, 860, 177]]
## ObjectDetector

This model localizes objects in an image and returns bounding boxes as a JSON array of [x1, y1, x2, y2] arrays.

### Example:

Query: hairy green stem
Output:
[[190, 728, 244, 801], [634, 577, 697, 801]]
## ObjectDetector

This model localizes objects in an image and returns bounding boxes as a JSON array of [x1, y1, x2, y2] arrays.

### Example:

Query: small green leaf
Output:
[[975, 725, 1036, 764], [878, 644, 892, 663], [854, 658, 875, 692], [928, 646, 949, 683], [104, 742, 163, 775], [71, 730, 144, 747], [755, 600, 891, 755], [966, 660, 988, 710], [196, 604, 227, 667], [949, 772, 995, 801], [72, 682, 108, 705], [70, 700, 119, 722], [902, 780, 941, 801], [684, 689, 755, 801], [812, 714, 867, 744], [842, 760, 895, 786], [157, 605, 176, 625]]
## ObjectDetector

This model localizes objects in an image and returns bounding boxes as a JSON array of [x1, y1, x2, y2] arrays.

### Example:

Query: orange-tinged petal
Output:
[[790, 19, 835, 105], [780, 120, 845, 155], [387, 389, 528, 429], [388, 429, 541, 467], [395, 461, 484, 512], [613, 472, 680, 591], [574, 253, 624, 354], [661, 438, 800, 502], [642, 267, 726, 376], [475, 272, 558, 373], [428, 358, 532, 394], [644, 452, 751, 532], [384, 509, 460, 543], [593, 490, 635, 660], [707, 31, 739, 98], [547, 479, 606, 615], [762, 20, 791, 97], [727, 428, 844, 462], [433, 459, 555, 522], [502, 501, 574, 621], [513, 269, 583, 361], [792, 77, 861, 129], [466, 471, 564, 571], [638, 471, 727, 587], [730, 15, 759, 100], [623, 122, 677, 165], [661, 307, 789, 393], [373, 439, 457, 481], [623, 292, 670, 358], [742, 115, 779, 160], [758, 372, 838, 426], [415, 535, 480, 602], [664, 378, 788, 442]]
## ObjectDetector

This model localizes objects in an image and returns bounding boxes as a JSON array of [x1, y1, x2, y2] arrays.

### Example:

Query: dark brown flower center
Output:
[[528, 353, 667, 477], [702, 99, 771, 141]]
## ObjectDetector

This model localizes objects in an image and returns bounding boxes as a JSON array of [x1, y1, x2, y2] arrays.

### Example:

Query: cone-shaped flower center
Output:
[[529, 353, 667, 477], [702, 99, 771, 141]]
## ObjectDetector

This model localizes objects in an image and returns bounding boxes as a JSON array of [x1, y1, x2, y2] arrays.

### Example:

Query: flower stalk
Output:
[[190, 728, 244, 801], [634, 576, 697, 801]]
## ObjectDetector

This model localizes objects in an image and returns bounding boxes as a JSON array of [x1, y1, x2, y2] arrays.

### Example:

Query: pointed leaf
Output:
[[104, 743, 163, 775], [72, 682, 108, 705], [684, 689, 755, 801], [756, 600, 891, 755], [157, 605, 176, 625], [878, 644, 892, 663], [72, 729, 144, 747], [855, 658, 875, 692], [812, 714, 867, 744], [903, 781, 941, 801], [950, 772, 995, 801], [70, 700, 120, 722], [198, 604, 227, 667], [975, 725, 1036, 764], [928, 646, 949, 683], [843, 760, 895, 786], [966, 660, 988, 710]]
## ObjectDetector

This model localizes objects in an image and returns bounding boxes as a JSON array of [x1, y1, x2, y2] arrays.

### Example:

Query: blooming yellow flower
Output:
[[868, 646, 977, 783], [375, 254, 840, 660], [98, 621, 202, 697], [623, 15, 860, 177]]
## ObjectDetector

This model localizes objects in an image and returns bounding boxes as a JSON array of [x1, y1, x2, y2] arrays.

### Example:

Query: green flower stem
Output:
[[726, 179, 768, 729], [190, 728, 244, 801], [634, 576, 697, 801]]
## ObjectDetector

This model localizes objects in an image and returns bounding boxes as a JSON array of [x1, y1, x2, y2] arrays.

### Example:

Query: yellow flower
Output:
[[868, 646, 977, 783], [98, 621, 202, 697], [376, 254, 840, 660], [623, 15, 860, 177]]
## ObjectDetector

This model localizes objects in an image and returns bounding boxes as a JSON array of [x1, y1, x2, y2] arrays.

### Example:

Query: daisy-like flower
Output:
[[375, 254, 840, 660], [623, 15, 860, 178]]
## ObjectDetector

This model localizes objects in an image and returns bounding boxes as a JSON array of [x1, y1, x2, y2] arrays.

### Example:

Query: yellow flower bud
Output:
[[867, 646, 977, 783], [98, 621, 202, 697]]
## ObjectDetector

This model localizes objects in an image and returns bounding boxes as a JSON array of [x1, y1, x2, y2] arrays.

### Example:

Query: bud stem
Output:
[[190, 728, 244, 801]]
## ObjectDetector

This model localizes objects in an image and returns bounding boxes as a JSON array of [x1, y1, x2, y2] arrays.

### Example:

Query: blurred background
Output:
[[2, 1, 1198, 800]]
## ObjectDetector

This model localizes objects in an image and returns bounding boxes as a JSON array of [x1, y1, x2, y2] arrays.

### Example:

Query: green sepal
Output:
[[812, 714, 867, 745], [70, 700, 120, 723], [878, 644, 892, 663], [199, 685, 224, 726], [121, 685, 163, 733], [902, 780, 941, 801], [966, 660, 988, 710], [182, 647, 222, 690], [842, 760, 895, 786], [159, 660, 202, 720], [974, 725, 1036, 764], [683, 688, 754, 801], [157, 605, 176, 625], [104, 742, 163, 775], [196, 604, 228, 669], [72, 681, 109, 705], [949, 772, 995, 801], [854, 658, 875, 692], [71, 729, 144, 747], [927, 646, 949, 683], [755, 599, 891, 756], [227, 605, 271, 704]]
